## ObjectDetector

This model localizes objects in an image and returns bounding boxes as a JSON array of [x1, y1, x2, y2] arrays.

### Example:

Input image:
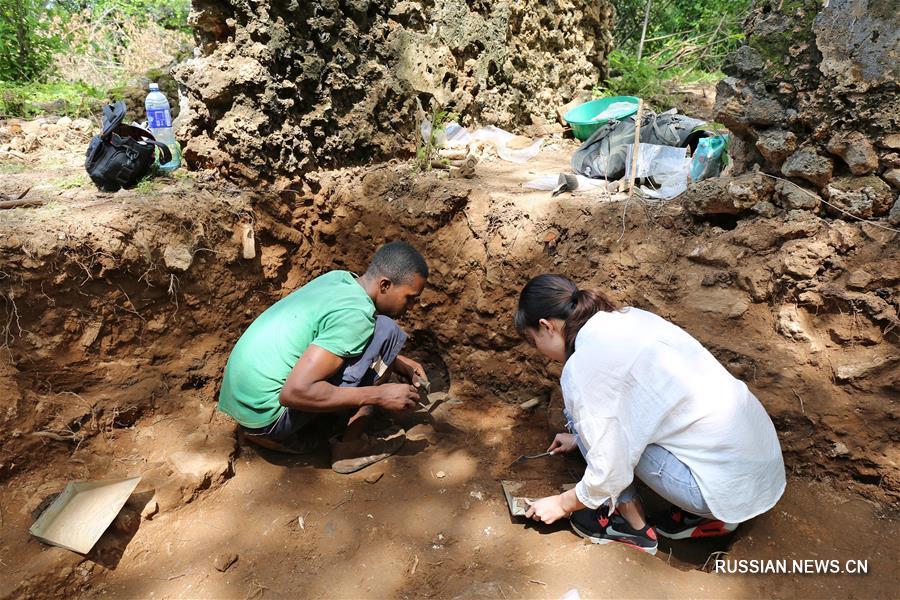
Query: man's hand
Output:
[[524, 495, 570, 524], [394, 355, 428, 386], [376, 383, 419, 412], [547, 433, 578, 454]]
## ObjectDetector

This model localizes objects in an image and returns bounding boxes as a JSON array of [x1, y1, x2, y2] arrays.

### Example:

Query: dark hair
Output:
[[514, 274, 617, 357], [366, 240, 429, 284]]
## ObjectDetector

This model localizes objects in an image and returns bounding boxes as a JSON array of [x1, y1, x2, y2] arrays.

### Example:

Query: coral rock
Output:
[[782, 150, 834, 188], [825, 131, 879, 175]]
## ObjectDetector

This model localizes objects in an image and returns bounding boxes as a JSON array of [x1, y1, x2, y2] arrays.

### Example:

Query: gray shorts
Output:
[[243, 315, 407, 441]]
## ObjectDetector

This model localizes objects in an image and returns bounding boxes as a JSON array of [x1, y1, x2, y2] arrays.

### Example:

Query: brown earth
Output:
[[0, 120, 898, 598]]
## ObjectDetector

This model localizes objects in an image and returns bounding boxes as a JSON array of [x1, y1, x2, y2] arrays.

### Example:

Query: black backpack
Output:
[[85, 101, 172, 192]]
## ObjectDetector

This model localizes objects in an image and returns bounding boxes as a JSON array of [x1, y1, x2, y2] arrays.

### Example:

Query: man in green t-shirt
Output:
[[218, 241, 429, 473]]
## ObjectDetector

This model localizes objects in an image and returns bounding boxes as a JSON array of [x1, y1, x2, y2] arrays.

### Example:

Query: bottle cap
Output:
[[149, 83, 159, 91]]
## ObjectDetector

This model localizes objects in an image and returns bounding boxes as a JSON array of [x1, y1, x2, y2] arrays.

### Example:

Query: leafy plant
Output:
[[594, 50, 670, 104], [610, 0, 751, 71], [416, 101, 458, 172], [0, 0, 60, 81], [596, 0, 752, 110]]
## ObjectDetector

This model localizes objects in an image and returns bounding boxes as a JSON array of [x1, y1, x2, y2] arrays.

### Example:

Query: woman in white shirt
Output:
[[516, 274, 785, 555]]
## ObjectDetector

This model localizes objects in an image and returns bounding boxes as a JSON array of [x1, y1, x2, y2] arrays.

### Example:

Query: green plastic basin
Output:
[[564, 96, 640, 141]]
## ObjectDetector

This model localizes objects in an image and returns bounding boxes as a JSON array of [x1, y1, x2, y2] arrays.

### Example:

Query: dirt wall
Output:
[[1, 157, 897, 511], [173, 0, 613, 181], [702, 0, 900, 223]]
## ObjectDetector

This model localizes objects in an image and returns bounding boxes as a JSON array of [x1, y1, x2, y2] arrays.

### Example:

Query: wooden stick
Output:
[[627, 99, 644, 197], [0, 198, 45, 209]]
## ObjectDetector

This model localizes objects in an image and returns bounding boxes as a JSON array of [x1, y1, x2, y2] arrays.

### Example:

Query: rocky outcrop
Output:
[[174, 0, 613, 181], [708, 0, 900, 223]]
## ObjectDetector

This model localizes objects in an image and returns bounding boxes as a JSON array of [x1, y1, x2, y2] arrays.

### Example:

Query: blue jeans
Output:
[[565, 410, 714, 517], [244, 316, 407, 441]]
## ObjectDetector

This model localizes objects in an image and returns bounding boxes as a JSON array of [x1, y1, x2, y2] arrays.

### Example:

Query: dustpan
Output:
[[29, 476, 141, 554]]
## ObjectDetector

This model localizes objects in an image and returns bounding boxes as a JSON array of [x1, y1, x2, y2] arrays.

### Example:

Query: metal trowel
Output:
[[508, 450, 556, 467], [415, 377, 432, 407]]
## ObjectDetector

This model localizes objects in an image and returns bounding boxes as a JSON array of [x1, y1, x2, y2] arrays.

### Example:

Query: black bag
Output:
[[85, 101, 172, 192]]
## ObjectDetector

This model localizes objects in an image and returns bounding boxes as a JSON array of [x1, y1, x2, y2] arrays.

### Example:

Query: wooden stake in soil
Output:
[[241, 223, 256, 260], [627, 99, 644, 198]]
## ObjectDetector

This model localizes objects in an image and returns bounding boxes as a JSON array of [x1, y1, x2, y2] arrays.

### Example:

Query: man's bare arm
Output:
[[279, 344, 418, 412]]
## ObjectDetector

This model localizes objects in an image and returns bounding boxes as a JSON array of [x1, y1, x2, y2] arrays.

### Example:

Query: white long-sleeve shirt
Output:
[[563, 308, 786, 523]]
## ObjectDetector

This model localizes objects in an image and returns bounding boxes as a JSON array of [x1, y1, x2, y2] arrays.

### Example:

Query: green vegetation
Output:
[[0, 162, 27, 174], [52, 172, 90, 189], [416, 103, 458, 172], [0, 0, 190, 117], [597, 0, 753, 108], [0, 81, 107, 118]]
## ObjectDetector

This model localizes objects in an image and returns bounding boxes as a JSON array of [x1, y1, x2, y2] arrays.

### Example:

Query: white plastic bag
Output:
[[470, 125, 544, 163], [524, 173, 608, 193], [624, 143, 689, 199], [419, 120, 543, 163]]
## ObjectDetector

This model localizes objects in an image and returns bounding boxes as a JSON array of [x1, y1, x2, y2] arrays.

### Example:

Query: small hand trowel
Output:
[[508, 450, 556, 467], [415, 377, 432, 408]]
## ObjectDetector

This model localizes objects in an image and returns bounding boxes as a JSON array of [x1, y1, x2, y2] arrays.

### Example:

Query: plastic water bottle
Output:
[[145, 83, 181, 173]]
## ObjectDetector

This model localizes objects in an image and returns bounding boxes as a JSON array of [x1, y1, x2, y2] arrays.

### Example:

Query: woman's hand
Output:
[[524, 494, 570, 524], [547, 432, 578, 454]]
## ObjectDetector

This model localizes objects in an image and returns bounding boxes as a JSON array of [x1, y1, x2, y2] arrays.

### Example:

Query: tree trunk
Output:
[[636, 0, 653, 62]]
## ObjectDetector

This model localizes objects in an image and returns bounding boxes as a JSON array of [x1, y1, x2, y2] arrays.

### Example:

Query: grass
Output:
[[593, 50, 723, 110], [135, 175, 160, 193], [0, 81, 108, 119], [0, 162, 27, 174], [52, 172, 89, 189]]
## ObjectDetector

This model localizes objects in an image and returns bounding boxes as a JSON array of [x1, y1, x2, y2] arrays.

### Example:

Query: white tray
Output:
[[29, 476, 141, 554]]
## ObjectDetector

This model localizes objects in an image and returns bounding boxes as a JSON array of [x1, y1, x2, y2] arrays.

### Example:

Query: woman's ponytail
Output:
[[515, 274, 617, 358], [563, 289, 616, 356]]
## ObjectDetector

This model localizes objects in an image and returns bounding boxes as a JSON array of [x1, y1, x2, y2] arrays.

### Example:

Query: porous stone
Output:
[[755, 129, 797, 166], [176, 0, 614, 180], [775, 305, 812, 342], [682, 173, 775, 216], [774, 180, 821, 211], [825, 131, 879, 175], [736, 266, 772, 302], [751, 200, 778, 217], [882, 169, 900, 189], [824, 175, 895, 219], [779, 239, 833, 280], [888, 197, 900, 226], [714, 0, 899, 219], [782, 150, 834, 188], [745, 97, 786, 126], [71, 118, 93, 132], [163, 244, 193, 272], [813, 0, 900, 92], [725, 45, 765, 76]]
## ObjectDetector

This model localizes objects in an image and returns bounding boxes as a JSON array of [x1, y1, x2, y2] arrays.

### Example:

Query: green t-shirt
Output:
[[218, 270, 376, 428]]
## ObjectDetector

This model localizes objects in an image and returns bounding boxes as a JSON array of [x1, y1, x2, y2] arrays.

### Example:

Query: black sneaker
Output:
[[570, 508, 658, 555], [653, 506, 739, 539]]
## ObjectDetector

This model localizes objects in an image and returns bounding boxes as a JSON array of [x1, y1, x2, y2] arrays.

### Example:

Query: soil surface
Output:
[[0, 118, 898, 598]]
